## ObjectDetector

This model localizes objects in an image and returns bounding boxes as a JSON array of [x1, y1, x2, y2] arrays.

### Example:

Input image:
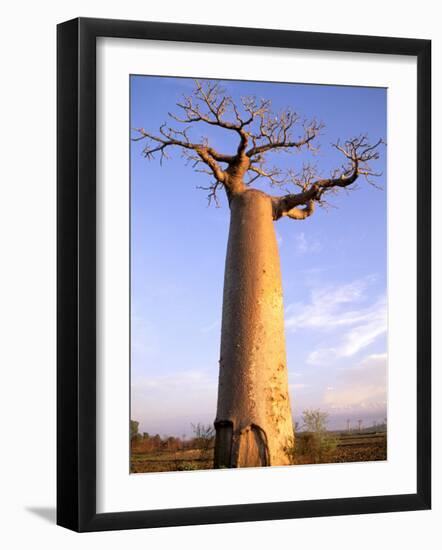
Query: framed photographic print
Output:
[[57, 17, 431, 532]]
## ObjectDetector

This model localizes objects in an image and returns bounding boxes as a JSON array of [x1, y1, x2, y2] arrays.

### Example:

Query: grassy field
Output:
[[312, 431, 386, 464], [131, 448, 213, 473], [130, 432, 387, 473]]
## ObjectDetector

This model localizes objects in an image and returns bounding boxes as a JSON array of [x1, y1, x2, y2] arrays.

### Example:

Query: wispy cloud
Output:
[[131, 310, 158, 358], [294, 231, 321, 254], [323, 353, 387, 412], [131, 368, 218, 436], [289, 383, 309, 390], [133, 369, 216, 392], [276, 231, 283, 248], [286, 278, 368, 331], [200, 319, 221, 333], [286, 277, 386, 365], [306, 296, 386, 365]]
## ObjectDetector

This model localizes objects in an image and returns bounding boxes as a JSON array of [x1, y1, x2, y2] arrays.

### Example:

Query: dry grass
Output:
[[293, 432, 386, 465], [130, 433, 387, 473], [131, 448, 213, 473], [332, 433, 387, 463]]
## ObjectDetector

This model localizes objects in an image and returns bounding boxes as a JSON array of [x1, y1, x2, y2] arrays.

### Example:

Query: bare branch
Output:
[[132, 126, 227, 183], [273, 136, 385, 220], [196, 180, 223, 207], [133, 80, 385, 209], [284, 200, 316, 220], [247, 118, 323, 158], [246, 163, 286, 187], [169, 81, 255, 157]]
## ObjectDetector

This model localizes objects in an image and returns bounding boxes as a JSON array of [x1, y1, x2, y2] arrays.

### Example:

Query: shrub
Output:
[[285, 409, 338, 464], [191, 423, 215, 452]]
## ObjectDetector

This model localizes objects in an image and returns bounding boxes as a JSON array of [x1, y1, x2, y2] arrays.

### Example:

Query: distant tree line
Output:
[[130, 420, 215, 453]]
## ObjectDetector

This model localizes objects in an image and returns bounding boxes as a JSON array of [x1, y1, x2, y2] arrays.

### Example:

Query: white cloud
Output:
[[306, 296, 386, 364], [286, 277, 386, 365], [360, 352, 387, 364], [131, 368, 218, 436], [286, 278, 368, 331], [200, 319, 221, 333], [322, 353, 387, 412], [294, 231, 321, 254], [133, 369, 216, 392], [289, 383, 309, 390], [131, 310, 158, 358], [335, 299, 386, 356], [276, 231, 283, 248]]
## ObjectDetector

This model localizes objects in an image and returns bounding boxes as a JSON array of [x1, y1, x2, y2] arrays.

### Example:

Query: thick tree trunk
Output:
[[214, 188, 294, 468]]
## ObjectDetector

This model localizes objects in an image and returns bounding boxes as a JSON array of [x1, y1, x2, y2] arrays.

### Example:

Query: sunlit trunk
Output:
[[214, 189, 294, 468]]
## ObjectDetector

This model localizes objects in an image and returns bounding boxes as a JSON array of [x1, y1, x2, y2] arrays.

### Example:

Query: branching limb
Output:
[[167, 80, 323, 162], [169, 81, 257, 157], [246, 163, 286, 187], [132, 125, 226, 183], [133, 80, 384, 208], [284, 200, 316, 220], [273, 135, 385, 220], [247, 118, 323, 158], [196, 180, 223, 207]]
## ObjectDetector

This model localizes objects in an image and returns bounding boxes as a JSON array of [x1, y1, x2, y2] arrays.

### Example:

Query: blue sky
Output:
[[130, 75, 387, 436]]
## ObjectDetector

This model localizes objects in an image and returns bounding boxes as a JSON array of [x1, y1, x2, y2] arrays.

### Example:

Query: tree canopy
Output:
[[133, 79, 384, 221]]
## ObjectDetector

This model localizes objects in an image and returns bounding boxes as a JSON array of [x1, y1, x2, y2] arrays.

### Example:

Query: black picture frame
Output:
[[57, 17, 431, 532]]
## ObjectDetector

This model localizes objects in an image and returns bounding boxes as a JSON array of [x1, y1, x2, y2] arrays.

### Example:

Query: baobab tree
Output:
[[133, 80, 383, 469]]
